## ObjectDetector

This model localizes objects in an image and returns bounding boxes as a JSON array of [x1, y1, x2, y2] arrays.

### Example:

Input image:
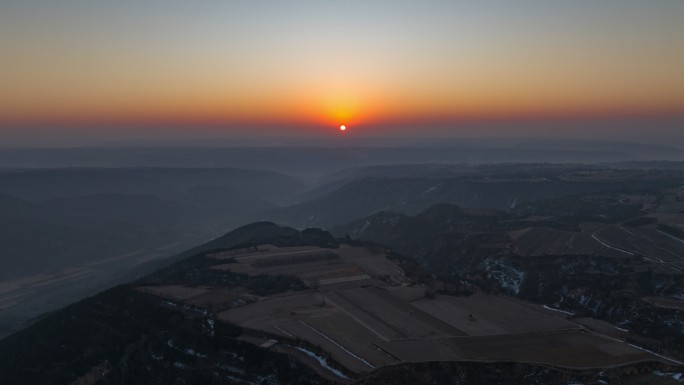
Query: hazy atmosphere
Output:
[[1, 1, 683, 145], [1, 2, 684, 385]]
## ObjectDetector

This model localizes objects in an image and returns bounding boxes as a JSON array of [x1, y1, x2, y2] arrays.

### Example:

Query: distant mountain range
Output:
[[271, 164, 684, 228], [1, 139, 683, 175], [1, 160, 684, 378]]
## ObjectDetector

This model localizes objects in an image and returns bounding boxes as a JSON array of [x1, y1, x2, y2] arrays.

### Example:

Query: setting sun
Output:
[[339, 125, 347, 132]]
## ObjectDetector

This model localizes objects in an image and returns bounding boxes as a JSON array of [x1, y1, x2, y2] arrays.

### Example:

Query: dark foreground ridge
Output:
[[0, 222, 681, 385], [0, 286, 331, 385]]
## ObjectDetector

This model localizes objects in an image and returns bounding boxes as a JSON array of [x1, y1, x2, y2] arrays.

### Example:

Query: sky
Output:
[[1, 0, 683, 145]]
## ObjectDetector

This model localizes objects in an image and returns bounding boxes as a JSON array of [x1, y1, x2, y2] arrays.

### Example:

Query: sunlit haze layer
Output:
[[1, 1, 683, 145]]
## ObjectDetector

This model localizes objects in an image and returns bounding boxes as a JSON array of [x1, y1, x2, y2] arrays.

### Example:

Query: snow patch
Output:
[[216, 363, 246, 375], [206, 319, 215, 337], [591, 233, 634, 256], [295, 347, 351, 380], [483, 258, 526, 295], [299, 321, 374, 369], [422, 184, 441, 195], [223, 351, 245, 362], [653, 370, 684, 382], [543, 305, 574, 316], [510, 197, 518, 209], [184, 348, 207, 358], [629, 344, 684, 365], [357, 221, 371, 234], [657, 230, 684, 245]]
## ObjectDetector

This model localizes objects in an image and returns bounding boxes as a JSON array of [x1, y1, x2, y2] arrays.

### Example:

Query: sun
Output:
[[339, 125, 347, 132]]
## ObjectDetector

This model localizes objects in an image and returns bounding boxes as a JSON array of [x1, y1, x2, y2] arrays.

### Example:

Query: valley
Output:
[[3, 0, 684, 382], [1, 162, 684, 384]]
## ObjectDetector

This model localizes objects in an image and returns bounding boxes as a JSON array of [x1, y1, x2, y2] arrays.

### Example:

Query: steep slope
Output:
[[0, 286, 332, 385], [0, 222, 340, 385], [1, 221, 681, 385]]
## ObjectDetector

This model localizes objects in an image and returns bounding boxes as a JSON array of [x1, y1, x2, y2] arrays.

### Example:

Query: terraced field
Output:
[[139, 244, 671, 377], [513, 223, 684, 272], [596, 227, 684, 268], [376, 330, 651, 368], [512, 227, 611, 256]]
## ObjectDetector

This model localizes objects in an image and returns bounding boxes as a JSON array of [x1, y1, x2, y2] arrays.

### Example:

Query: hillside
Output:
[[274, 164, 684, 228], [333, 193, 684, 360], [1, 222, 682, 384], [0, 168, 306, 337]]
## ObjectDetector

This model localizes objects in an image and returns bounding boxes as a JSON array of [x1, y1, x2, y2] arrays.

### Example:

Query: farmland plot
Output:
[[595, 226, 684, 271], [275, 319, 377, 373], [211, 244, 393, 286], [513, 228, 605, 256], [143, 244, 671, 375], [327, 287, 455, 340], [376, 330, 652, 368], [305, 314, 399, 367], [217, 292, 326, 326], [335, 246, 406, 283], [412, 293, 576, 336]]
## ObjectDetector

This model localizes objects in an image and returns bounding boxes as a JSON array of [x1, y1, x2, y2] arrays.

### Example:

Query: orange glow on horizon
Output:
[[2, 101, 683, 132], [2, 1, 684, 141]]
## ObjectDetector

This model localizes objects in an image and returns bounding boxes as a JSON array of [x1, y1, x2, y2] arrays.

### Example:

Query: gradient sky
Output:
[[1, 0, 683, 144]]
